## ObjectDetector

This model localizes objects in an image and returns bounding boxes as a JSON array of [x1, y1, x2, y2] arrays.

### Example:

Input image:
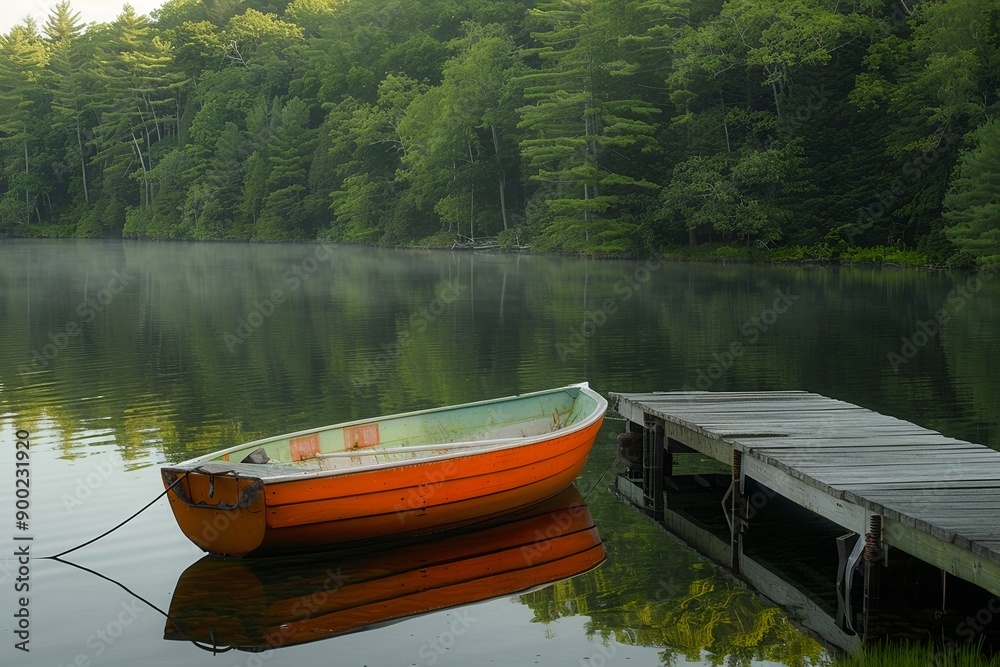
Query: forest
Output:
[[0, 0, 998, 264]]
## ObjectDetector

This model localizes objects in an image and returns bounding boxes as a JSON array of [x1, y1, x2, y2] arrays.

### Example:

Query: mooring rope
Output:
[[584, 455, 618, 501], [45, 469, 239, 656], [41, 474, 185, 560], [50, 556, 171, 617], [49, 555, 236, 655]]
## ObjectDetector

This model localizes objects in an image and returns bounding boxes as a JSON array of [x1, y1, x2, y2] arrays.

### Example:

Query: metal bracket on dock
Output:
[[836, 532, 865, 634], [721, 483, 734, 537]]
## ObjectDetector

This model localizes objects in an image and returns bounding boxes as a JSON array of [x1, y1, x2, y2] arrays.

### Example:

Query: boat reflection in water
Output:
[[165, 486, 604, 652]]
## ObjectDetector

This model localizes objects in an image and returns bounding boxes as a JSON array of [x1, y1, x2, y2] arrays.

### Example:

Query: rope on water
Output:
[[584, 455, 618, 501], [49, 556, 171, 618], [43, 470, 242, 655], [49, 555, 236, 655], [42, 474, 184, 560]]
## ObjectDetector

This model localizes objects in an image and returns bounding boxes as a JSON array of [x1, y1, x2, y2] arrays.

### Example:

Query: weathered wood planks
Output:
[[609, 390, 1000, 598]]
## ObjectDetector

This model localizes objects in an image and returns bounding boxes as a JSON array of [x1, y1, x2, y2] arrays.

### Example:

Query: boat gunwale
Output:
[[165, 383, 607, 484]]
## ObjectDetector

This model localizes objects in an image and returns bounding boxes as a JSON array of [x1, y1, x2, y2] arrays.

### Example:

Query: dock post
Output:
[[642, 417, 664, 520], [729, 450, 747, 575], [609, 389, 1000, 635], [863, 514, 883, 632], [664, 431, 673, 480]]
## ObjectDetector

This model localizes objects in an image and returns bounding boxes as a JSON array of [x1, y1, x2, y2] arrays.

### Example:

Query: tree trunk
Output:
[[24, 139, 30, 212], [721, 93, 731, 153], [76, 116, 89, 205], [491, 125, 508, 231], [498, 172, 508, 231], [146, 95, 162, 142], [468, 139, 475, 242], [131, 133, 150, 207], [146, 131, 155, 202]]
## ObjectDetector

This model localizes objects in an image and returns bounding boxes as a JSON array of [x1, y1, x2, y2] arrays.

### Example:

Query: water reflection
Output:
[[524, 459, 828, 666], [164, 486, 604, 653], [5, 240, 1000, 666]]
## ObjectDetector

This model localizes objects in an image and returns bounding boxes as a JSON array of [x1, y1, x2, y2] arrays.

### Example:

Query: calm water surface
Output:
[[1, 240, 998, 667]]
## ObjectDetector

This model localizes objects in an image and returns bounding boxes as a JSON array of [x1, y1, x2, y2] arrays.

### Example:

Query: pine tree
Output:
[[517, 0, 677, 253], [944, 119, 1000, 263], [92, 6, 186, 216], [399, 22, 522, 240], [44, 2, 90, 207], [0, 19, 50, 228], [256, 96, 317, 239]]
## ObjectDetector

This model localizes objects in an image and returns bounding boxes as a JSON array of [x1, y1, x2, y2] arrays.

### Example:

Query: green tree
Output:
[[851, 0, 1000, 252], [661, 142, 804, 246], [674, 0, 879, 121], [518, 0, 677, 254], [44, 2, 91, 210], [328, 75, 424, 243], [943, 118, 1000, 264], [400, 22, 523, 241], [222, 8, 302, 69], [89, 6, 186, 233], [0, 19, 50, 229], [256, 96, 317, 239]]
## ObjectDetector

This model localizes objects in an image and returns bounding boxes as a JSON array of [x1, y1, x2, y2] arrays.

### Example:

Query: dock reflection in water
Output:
[[164, 486, 604, 653]]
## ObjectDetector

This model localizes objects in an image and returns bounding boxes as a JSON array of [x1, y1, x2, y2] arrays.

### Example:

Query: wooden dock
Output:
[[609, 390, 1000, 609]]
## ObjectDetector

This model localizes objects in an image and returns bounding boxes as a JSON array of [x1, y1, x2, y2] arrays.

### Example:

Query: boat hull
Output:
[[162, 385, 606, 557]]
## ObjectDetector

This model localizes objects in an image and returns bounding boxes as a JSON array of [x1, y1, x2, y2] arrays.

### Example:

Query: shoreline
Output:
[[3, 234, 986, 271]]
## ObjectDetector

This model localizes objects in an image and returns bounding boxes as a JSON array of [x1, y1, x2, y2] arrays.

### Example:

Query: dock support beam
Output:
[[642, 417, 664, 520], [726, 450, 748, 575], [836, 514, 884, 635], [862, 515, 883, 635]]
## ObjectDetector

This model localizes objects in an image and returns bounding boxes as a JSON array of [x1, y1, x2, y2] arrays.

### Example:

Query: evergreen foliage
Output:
[[1, 0, 998, 261]]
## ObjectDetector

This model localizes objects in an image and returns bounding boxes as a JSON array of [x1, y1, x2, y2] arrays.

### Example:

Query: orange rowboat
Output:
[[163, 486, 605, 652], [161, 383, 607, 557]]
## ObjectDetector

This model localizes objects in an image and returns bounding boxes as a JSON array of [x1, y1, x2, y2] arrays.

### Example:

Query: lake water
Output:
[[1, 239, 998, 667]]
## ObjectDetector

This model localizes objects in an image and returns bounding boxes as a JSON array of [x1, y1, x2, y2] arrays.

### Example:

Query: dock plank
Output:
[[609, 390, 1000, 598]]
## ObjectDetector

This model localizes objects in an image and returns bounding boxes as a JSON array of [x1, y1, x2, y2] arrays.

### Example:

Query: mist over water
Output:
[[1, 239, 998, 666]]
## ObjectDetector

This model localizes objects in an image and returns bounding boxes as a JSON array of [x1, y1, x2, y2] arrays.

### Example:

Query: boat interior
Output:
[[180, 386, 601, 476]]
